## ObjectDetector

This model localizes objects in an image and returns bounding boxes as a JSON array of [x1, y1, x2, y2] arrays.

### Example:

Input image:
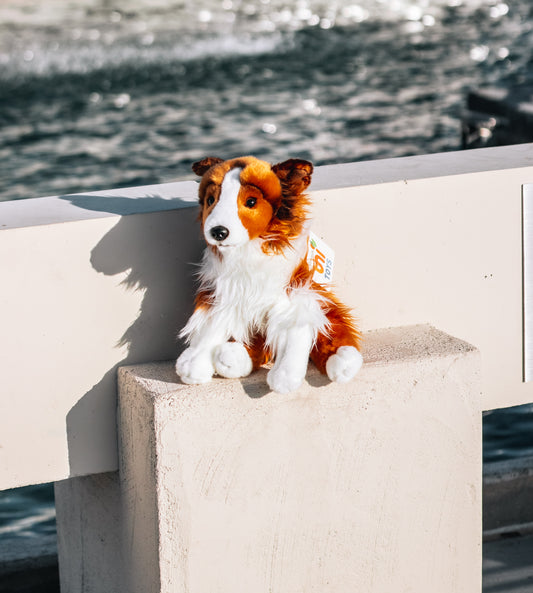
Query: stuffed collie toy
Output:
[[175, 156, 363, 394]]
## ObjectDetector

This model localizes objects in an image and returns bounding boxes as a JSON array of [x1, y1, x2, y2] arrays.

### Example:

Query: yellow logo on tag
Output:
[[307, 231, 335, 284]]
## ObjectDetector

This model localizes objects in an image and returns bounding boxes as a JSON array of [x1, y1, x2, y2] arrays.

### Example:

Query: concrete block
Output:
[[54, 472, 123, 593], [117, 325, 482, 593]]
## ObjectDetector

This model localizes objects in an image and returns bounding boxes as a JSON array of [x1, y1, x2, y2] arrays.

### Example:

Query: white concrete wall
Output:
[[311, 148, 533, 413], [0, 181, 201, 489], [2, 144, 533, 489]]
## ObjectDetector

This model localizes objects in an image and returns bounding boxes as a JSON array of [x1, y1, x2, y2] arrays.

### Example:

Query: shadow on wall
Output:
[[59, 193, 204, 476]]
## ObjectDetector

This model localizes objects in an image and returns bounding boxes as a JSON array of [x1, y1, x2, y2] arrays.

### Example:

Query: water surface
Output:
[[1, 0, 530, 200]]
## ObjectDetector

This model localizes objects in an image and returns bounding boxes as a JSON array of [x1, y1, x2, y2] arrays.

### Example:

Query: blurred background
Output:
[[1, 0, 533, 566], [1, 0, 531, 202]]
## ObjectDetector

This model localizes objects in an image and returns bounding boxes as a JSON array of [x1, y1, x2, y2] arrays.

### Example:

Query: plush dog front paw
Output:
[[214, 342, 253, 379], [267, 366, 304, 394], [175, 347, 214, 384], [326, 346, 363, 384]]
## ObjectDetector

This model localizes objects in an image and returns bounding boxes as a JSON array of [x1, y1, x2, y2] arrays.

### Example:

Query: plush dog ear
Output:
[[272, 159, 313, 194], [267, 159, 313, 240], [192, 157, 224, 176]]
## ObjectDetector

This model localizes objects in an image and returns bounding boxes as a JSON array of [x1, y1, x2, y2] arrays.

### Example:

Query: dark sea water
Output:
[[1, 0, 533, 201], [0, 484, 56, 543], [1, 0, 533, 548]]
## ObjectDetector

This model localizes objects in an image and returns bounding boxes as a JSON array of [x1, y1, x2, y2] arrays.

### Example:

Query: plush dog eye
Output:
[[245, 197, 257, 208], [206, 195, 215, 207]]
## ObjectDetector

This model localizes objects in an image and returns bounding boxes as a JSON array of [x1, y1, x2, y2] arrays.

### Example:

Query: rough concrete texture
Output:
[[116, 325, 482, 593], [54, 472, 123, 593]]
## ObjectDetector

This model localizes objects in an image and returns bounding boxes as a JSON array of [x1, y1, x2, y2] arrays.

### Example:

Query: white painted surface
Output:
[[0, 180, 198, 230], [0, 181, 202, 489], [523, 184, 533, 382], [2, 145, 533, 489], [310, 142, 533, 190], [310, 147, 533, 412], [115, 325, 481, 593]]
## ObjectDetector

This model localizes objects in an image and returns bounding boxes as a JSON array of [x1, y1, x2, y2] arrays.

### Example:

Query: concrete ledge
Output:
[[0, 180, 198, 231], [114, 324, 481, 593]]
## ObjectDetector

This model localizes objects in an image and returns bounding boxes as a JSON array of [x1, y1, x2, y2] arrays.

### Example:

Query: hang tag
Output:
[[307, 231, 335, 284]]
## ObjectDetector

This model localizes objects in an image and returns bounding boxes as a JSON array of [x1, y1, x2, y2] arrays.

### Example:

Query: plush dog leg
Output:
[[326, 345, 363, 383], [214, 342, 253, 379], [267, 325, 314, 394], [176, 309, 231, 384], [176, 346, 216, 384]]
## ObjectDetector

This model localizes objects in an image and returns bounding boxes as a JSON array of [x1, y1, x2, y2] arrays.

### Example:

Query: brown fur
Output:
[[288, 258, 361, 374], [193, 156, 312, 254], [244, 333, 272, 370]]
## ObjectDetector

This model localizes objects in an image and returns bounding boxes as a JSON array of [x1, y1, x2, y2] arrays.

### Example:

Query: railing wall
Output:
[[2, 144, 533, 490]]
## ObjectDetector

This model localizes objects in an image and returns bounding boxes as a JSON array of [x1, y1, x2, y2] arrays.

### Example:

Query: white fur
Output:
[[267, 324, 315, 394], [181, 233, 325, 344], [175, 344, 215, 384], [214, 342, 253, 379], [177, 235, 330, 391], [203, 168, 249, 248], [326, 346, 363, 383]]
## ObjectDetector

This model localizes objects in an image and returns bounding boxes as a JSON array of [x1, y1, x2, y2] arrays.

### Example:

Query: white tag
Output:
[[307, 231, 335, 284]]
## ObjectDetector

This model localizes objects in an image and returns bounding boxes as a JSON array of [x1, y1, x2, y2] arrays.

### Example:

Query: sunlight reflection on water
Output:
[[0, 0, 530, 201]]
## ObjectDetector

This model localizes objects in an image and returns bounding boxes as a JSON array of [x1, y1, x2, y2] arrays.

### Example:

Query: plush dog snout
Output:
[[210, 226, 229, 242]]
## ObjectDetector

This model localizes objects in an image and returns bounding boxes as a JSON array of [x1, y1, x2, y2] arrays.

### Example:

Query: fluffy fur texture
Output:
[[176, 155, 362, 394]]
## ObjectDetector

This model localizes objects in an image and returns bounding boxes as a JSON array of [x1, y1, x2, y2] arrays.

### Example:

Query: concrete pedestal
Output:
[[56, 325, 482, 593], [118, 325, 481, 593]]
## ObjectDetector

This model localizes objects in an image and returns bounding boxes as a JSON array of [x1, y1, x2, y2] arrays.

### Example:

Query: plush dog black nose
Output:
[[210, 225, 229, 242]]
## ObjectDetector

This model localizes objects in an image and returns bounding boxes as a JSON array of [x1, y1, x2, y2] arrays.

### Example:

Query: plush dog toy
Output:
[[175, 156, 363, 394]]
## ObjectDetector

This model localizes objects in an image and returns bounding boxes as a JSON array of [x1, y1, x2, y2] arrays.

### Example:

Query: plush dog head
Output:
[[192, 156, 313, 254]]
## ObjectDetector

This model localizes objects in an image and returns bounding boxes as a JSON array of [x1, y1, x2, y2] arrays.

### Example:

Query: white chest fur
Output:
[[198, 238, 306, 342]]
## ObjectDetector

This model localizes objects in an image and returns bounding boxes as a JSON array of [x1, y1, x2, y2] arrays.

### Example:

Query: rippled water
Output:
[[0, 483, 55, 541], [2, 0, 533, 547], [1, 0, 531, 201]]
